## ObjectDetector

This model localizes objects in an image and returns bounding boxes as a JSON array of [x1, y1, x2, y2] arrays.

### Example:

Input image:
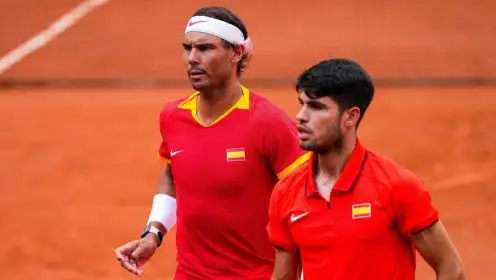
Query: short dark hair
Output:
[[296, 58, 375, 125], [193, 6, 250, 76]]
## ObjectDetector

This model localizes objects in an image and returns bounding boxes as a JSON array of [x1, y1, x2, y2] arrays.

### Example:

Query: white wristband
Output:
[[147, 194, 177, 231]]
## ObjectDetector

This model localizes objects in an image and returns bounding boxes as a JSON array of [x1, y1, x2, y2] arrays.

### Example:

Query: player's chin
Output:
[[299, 139, 316, 152], [189, 80, 210, 91]]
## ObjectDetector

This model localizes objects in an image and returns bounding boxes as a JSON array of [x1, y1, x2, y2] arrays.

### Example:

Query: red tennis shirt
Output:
[[158, 85, 310, 279], [267, 140, 439, 280]]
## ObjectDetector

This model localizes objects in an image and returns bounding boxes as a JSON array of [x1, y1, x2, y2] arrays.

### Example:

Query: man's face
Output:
[[296, 91, 347, 154], [182, 32, 237, 91]]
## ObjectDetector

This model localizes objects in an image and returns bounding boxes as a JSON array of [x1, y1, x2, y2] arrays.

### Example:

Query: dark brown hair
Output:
[[296, 58, 375, 126]]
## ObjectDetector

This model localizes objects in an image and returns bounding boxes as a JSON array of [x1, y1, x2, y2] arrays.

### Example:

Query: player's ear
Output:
[[343, 107, 360, 127], [230, 44, 244, 64]]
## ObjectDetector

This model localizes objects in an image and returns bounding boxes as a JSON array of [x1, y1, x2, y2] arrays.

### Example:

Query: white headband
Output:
[[185, 16, 254, 55]]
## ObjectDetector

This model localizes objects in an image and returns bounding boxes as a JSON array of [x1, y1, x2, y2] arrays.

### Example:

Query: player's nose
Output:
[[187, 49, 200, 65], [296, 108, 308, 123]]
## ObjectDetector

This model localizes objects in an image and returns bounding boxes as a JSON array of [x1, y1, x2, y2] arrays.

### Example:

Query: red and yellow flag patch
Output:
[[226, 148, 246, 162], [352, 203, 371, 219]]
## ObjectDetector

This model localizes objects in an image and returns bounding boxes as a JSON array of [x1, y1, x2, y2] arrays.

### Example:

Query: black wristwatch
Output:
[[140, 223, 164, 247]]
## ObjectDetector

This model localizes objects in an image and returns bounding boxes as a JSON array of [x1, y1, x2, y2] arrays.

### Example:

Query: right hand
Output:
[[114, 234, 159, 277]]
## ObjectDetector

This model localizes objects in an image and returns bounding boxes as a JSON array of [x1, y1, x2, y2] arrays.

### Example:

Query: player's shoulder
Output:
[[365, 149, 424, 190], [247, 89, 294, 125], [273, 160, 310, 198], [159, 94, 193, 121]]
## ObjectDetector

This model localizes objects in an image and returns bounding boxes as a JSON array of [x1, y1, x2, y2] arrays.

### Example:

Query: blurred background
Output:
[[0, 0, 495, 279]]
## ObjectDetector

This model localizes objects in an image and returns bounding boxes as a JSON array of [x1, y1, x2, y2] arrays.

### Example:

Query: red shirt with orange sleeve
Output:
[[157, 85, 310, 280], [267, 140, 439, 280]]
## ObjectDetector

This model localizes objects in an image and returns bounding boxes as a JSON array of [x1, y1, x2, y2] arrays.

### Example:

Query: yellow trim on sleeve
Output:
[[157, 152, 171, 164], [277, 152, 312, 180]]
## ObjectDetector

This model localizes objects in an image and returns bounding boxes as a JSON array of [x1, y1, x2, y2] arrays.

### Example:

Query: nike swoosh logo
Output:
[[290, 213, 309, 223], [170, 150, 183, 157], [188, 20, 207, 26]]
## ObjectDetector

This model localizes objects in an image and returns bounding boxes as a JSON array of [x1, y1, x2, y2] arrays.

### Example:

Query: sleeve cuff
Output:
[[411, 217, 439, 235], [405, 212, 439, 236], [271, 242, 298, 252], [268, 234, 298, 252]]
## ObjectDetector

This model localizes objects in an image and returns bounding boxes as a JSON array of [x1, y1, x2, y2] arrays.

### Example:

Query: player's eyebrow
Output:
[[302, 97, 328, 109], [196, 42, 215, 48], [299, 95, 323, 104], [310, 99, 326, 106], [182, 42, 215, 49]]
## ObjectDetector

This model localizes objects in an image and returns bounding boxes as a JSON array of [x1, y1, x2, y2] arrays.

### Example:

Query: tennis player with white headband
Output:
[[115, 6, 309, 280], [185, 15, 254, 57]]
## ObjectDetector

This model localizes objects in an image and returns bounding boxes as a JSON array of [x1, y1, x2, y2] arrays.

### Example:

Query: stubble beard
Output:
[[300, 123, 344, 156]]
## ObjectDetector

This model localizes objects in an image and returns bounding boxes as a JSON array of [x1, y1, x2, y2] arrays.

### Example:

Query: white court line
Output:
[[0, 0, 110, 74]]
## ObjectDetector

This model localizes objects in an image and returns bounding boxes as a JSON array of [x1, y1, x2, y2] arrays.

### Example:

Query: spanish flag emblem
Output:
[[226, 148, 246, 162], [352, 203, 371, 219]]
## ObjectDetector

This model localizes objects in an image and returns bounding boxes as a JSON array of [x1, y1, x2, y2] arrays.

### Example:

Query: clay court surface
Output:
[[1, 87, 495, 280], [1, 1, 495, 279]]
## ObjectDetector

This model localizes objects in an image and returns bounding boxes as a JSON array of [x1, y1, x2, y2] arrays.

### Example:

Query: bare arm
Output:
[[148, 164, 176, 236], [156, 163, 176, 197], [412, 221, 466, 280], [271, 247, 300, 280], [115, 164, 176, 274]]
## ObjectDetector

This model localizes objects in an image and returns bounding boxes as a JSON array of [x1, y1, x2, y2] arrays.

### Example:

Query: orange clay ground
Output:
[[0, 87, 495, 280]]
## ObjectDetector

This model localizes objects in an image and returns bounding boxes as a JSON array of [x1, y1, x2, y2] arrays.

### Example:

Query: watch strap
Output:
[[141, 224, 164, 247]]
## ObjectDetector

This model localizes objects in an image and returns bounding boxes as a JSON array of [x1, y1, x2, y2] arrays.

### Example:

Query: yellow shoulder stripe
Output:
[[277, 152, 312, 180]]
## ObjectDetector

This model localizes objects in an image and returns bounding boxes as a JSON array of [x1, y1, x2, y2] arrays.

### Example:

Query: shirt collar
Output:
[[306, 139, 368, 197]]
